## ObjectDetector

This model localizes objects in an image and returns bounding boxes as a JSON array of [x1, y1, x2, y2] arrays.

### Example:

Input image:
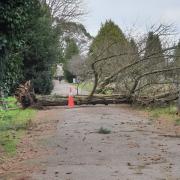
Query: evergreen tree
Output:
[[128, 38, 139, 62], [0, 0, 63, 95], [144, 32, 165, 70], [89, 20, 129, 81], [173, 41, 180, 81], [23, 3, 61, 94], [173, 41, 180, 113], [174, 41, 180, 65], [90, 20, 127, 53], [142, 32, 165, 83], [0, 0, 39, 94], [63, 38, 79, 83]]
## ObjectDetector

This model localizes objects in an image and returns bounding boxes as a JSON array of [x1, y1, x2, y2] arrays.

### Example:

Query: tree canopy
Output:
[[63, 38, 80, 83], [0, 0, 85, 95]]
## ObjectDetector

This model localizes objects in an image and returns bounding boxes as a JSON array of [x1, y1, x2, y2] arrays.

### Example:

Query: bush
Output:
[[0, 107, 36, 155], [32, 71, 54, 95]]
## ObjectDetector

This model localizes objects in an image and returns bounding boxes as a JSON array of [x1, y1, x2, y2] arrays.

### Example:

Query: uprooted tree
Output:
[[15, 81, 37, 108]]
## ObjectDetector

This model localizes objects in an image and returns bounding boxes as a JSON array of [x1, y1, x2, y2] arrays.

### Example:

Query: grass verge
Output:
[[144, 105, 180, 125], [76, 82, 93, 92], [0, 97, 37, 156], [146, 105, 177, 119]]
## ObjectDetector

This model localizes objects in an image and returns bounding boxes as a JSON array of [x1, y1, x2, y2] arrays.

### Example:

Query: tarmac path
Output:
[[51, 80, 88, 96], [29, 105, 180, 180]]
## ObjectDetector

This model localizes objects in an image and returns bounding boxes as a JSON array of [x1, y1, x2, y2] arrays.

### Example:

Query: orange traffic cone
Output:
[[68, 87, 74, 108]]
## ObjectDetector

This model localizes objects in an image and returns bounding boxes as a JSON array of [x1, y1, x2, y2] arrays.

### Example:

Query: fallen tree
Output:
[[13, 82, 179, 108], [37, 94, 129, 106], [36, 92, 178, 107], [134, 94, 178, 107]]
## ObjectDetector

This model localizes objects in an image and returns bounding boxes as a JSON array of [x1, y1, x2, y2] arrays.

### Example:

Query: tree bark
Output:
[[35, 89, 180, 108], [88, 63, 98, 99], [37, 95, 130, 107]]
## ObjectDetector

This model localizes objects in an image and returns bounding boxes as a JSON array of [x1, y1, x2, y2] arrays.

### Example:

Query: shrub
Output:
[[32, 71, 54, 95]]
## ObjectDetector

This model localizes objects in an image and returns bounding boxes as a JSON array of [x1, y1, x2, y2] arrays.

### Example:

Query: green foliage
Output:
[[174, 41, 180, 64], [77, 82, 93, 92], [0, 109, 36, 131], [89, 20, 130, 87], [90, 20, 127, 53], [144, 32, 165, 68], [0, 0, 37, 94], [0, 105, 36, 155], [3, 53, 24, 94], [129, 39, 139, 56], [32, 71, 54, 95], [145, 32, 163, 53], [5, 97, 17, 109], [173, 41, 180, 77], [60, 21, 92, 39], [65, 38, 79, 60], [148, 105, 176, 115], [0, 131, 23, 156], [141, 32, 165, 84], [175, 118, 180, 126], [0, 0, 63, 95], [63, 69, 75, 83], [145, 105, 177, 120], [0, 96, 18, 110], [89, 20, 129, 66], [22, 3, 61, 94], [64, 38, 79, 82], [93, 20, 126, 44]]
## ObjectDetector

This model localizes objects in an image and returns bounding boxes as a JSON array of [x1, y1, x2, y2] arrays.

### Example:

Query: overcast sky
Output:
[[83, 0, 180, 37]]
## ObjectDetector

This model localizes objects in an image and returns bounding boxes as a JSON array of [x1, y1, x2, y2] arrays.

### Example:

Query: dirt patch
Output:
[[155, 117, 180, 136], [131, 106, 180, 136]]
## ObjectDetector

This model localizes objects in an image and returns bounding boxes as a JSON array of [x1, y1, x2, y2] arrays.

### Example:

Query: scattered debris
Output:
[[98, 127, 111, 134]]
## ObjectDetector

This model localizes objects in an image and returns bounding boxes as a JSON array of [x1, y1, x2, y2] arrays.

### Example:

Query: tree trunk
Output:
[[37, 95, 129, 106], [36, 92, 178, 107], [76, 83, 79, 95], [88, 64, 98, 99], [177, 83, 180, 115]]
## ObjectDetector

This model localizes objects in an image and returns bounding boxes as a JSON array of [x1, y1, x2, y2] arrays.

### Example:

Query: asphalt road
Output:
[[51, 80, 88, 96], [30, 105, 180, 180]]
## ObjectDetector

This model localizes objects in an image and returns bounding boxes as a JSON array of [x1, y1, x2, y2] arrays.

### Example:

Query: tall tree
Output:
[[22, 3, 62, 94], [88, 20, 129, 96], [0, 0, 39, 94], [140, 32, 165, 88], [0, 0, 63, 95], [174, 41, 180, 67], [64, 38, 79, 83], [174, 41, 180, 113], [144, 32, 165, 70]]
